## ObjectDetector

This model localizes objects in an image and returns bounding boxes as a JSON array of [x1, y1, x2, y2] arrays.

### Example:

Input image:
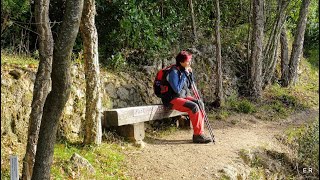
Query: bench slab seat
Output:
[[103, 105, 188, 142]]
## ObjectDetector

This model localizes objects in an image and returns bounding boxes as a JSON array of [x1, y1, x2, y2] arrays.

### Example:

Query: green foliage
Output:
[[96, 0, 189, 66], [306, 48, 319, 69], [277, 94, 299, 108], [248, 168, 266, 179], [106, 52, 127, 70], [216, 109, 231, 120], [237, 99, 256, 114], [264, 84, 309, 109], [219, 0, 251, 28], [286, 0, 303, 32], [286, 0, 319, 51], [225, 94, 256, 113], [296, 119, 319, 172], [222, 24, 250, 48], [283, 119, 319, 177], [270, 101, 287, 114], [223, 94, 256, 114], [259, 85, 301, 120], [1, 0, 35, 53], [225, 93, 239, 110], [304, 0, 319, 50], [1, 0, 29, 19]]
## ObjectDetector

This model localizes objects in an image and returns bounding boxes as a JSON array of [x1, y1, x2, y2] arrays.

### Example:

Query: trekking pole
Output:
[[187, 75, 215, 143]]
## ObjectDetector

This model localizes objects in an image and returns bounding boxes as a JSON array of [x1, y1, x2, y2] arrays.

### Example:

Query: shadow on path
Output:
[[144, 137, 193, 145]]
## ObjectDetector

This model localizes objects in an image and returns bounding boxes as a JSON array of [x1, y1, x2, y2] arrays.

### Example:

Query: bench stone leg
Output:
[[116, 122, 145, 142], [176, 115, 191, 129]]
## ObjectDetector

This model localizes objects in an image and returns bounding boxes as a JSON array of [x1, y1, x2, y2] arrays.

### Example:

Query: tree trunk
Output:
[[213, 0, 224, 107], [22, 0, 53, 178], [280, 26, 290, 87], [262, 0, 290, 88], [189, 0, 198, 44], [288, 0, 311, 85], [249, 0, 264, 99], [31, 0, 84, 179], [246, 0, 253, 82], [80, 0, 102, 145]]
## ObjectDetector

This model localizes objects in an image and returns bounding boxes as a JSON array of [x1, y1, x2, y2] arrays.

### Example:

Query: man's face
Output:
[[180, 60, 192, 68]]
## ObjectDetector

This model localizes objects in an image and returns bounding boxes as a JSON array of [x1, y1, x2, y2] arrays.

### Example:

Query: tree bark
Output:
[[249, 0, 264, 99], [31, 0, 84, 179], [80, 0, 102, 145], [213, 0, 224, 107], [189, 0, 198, 44], [262, 0, 290, 88], [280, 26, 290, 87], [288, 0, 311, 85], [246, 0, 253, 81], [22, 0, 53, 178]]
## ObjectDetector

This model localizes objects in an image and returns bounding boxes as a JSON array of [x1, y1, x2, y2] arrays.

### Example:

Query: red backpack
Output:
[[153, 64, 176, 98]]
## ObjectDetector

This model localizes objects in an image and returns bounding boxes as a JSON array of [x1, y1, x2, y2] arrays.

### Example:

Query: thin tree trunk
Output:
[[31, 0, 84, 179], [262, 0, 290, 87], [22, 0, 53, 178], [249, 0, 264, 99], [189, 0, 198, 44], [288, 0, 311, 85], [213, 0, 223, 107], [280, 26, 290, 86], [247, 0, 253, 82], [80, 0, 102, 145]]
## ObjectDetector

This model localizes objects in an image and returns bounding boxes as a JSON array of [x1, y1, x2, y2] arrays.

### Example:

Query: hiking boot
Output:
[[192, 134, 212, 144]]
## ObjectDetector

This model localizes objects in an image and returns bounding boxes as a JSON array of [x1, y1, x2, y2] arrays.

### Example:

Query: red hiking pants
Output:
[[169, 96, 204, 135]]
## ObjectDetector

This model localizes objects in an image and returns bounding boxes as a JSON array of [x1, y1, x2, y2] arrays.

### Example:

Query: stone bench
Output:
[[102, 105, 188, 142]]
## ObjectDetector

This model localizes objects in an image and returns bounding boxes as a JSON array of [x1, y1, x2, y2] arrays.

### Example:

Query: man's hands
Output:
[[185, 66, 192, 76], [186, 66, 192, 73]]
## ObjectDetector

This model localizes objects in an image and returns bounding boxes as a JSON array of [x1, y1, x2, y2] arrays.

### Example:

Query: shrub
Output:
[[106, 52, 127, 70], [278, 94, 298, 107], [296, 119, 319, 175], [225, 93, 239, 110], [283, 119, 319, 177], [270, 101, 287, 116], [237, 99, 256, 114]]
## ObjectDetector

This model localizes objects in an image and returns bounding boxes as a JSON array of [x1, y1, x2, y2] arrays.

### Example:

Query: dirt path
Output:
[[123, 108, 318, 180]]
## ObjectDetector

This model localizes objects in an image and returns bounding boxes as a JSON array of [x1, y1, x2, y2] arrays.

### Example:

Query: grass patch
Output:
[[215, 109, 232, 120], [259, 61, 318, 120], [210, 94, 256, 121], [257, 53, 318, 121], [237, 99, 256, 114], [1, 53, 39, 67], [239, 148, 298, 179], [284, 119, 319, 167], [224, 95, 256, 114], [51, 142, 130, 179], [277, 118, 319, 178]]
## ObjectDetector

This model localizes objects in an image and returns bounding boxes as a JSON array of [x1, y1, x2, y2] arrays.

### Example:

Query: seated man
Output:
[[161, 50, 211, 144]]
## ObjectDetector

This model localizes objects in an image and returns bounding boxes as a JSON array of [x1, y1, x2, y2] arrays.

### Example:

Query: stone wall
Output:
[[1, 65, 35, 143], [1, 63, 163, 142]]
